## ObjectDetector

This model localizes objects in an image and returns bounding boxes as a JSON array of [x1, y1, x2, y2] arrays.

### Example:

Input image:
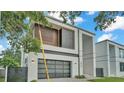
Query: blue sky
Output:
[[76, 12, 124, 44], [0, 11, 124, 53], [49, 11, 124, 45]]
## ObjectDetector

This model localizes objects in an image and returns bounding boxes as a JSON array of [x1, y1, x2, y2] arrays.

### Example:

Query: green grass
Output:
[[89, 77, 124, 82], [0, 76, 5, 82]]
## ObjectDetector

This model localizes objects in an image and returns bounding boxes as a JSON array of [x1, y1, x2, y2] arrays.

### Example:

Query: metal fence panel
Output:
[[7, 67, 27, 82]]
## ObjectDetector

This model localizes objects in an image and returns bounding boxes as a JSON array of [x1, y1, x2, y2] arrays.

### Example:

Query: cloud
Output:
[[7, 40, 11, 48], [48, 12, 84, 24], [97, 33, 117, 42], [48, 12, 63, 21], [74, 17, 84, 23], [23, 17, 30, 24], [105, 16, 124, 32], [0, 44, 5, 54], [87, 11, 96, 15]]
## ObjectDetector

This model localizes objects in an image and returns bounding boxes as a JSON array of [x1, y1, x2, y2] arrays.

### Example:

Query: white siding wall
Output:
[[96, 41, 109, 76], [108, 42, 124, 77], [109, 45, 116, 76], [78, 30, 95, 77], [96, 41, 124, 77], [82, 34, 94, 77], [116, 47, 124, 76]]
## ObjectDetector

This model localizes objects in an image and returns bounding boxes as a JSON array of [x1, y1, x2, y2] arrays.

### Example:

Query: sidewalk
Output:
[[38, 78, 88, 82]]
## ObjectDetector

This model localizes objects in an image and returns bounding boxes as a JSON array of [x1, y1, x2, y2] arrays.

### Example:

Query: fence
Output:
[[7, 67, 27, 82], [0, 68, 5, 77]]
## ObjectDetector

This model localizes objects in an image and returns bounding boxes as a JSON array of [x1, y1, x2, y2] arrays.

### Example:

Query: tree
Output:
[[50, 11, 124, 31], [52, 11, 124, 31], [1, 11, 124, 53], [49, 11, 82, 24], [0, 55, 19, 68], [94, 11, 124, 31], [0, 49, 20, 82], [1, 11, 49, 53], [0, 49, 20, 68], [1, 11, 83, 53]]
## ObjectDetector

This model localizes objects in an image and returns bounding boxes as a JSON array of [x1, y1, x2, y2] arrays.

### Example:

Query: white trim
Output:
[[107, 42, 111, 76], [93, 36, 96, 77]]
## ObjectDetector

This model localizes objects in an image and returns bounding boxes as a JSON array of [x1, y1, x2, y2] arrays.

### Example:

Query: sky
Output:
[[76, 12, 124, 44], [48, 11, 124, 44], [0, 11, 124, 53]]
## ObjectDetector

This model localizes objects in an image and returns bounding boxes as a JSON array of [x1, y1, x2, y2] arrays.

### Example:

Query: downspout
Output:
[[78, 29, 80, 76]]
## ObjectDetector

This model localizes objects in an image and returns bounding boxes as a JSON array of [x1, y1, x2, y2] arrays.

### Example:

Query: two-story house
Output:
[[22, 16, 96, 81], [96, 40, 124, 77]]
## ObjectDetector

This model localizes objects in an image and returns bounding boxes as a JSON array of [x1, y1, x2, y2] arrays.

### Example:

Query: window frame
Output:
[[119, 48, 124, 58], [120, 62, 124, 72]]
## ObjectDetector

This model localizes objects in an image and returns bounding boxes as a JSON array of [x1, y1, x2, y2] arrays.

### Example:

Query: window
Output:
[[35, 23, 75, 49], [120, 62, 124, 71], [35, 24, 59, 46], [61, 28, 74, 49], [119, 49, 124, 58], [41, 27, 58, 46]]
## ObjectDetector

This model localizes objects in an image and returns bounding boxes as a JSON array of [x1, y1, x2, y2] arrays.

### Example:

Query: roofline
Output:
[[34, 23, 59, 31], [46, 16, 95, 35], [96, 39, 108, 44], [96, 39, 124, 47]]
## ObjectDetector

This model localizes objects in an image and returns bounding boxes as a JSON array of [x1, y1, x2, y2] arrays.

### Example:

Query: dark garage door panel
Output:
[[38, 59, 71, 79]]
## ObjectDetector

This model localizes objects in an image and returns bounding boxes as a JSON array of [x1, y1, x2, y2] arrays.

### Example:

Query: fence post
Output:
[[5, 66, 8, 82]]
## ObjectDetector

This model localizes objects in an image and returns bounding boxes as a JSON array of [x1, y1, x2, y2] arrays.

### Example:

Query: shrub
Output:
[[30, 80, 37, 82], [75, 75, 85, 79]]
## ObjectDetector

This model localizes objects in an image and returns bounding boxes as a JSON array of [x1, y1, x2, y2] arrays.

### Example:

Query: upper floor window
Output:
[[34, 23, 75, 49], [61, 28, 75, 49], [35, 24, 59, 46], [119, 48, 124, 58]]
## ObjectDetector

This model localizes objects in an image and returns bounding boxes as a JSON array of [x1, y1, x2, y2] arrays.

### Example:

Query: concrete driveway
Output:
[[38, 78, 88, 82]]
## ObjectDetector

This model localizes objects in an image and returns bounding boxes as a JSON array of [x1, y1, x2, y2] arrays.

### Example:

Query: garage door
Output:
[[96, 68, 104, 77], [38, 59, 71, 79]]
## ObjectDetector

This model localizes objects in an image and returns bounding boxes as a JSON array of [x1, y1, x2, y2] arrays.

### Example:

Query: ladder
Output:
[[38, 25, 50, 80]]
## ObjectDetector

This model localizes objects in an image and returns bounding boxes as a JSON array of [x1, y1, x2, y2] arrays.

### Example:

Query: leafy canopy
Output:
[[0, 49, 20, 67], [1, 11, 49, 53], [1, 11, 124, 53], [94, 11, 124, 31]]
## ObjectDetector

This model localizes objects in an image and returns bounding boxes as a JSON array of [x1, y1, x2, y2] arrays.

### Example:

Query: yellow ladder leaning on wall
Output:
[[38, 24, 50, 80]]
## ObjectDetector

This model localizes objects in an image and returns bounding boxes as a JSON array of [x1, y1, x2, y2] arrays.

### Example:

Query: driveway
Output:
[[38, 78, 88, 82]]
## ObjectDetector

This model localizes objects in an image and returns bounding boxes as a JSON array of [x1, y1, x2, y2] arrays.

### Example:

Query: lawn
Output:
[[0, 76, 5, 82], [89, 77, 124, 82]]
